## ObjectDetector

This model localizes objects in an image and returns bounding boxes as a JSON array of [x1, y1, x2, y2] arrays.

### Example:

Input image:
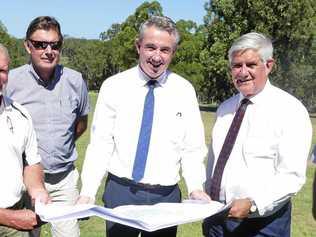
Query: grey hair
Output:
[[137, 16, 180, 49], [228, 32, 273, 65], [0, 43, 10, 62]]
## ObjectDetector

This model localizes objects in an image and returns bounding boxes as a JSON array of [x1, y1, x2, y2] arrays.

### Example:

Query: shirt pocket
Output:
[[60, 96, 78, 124], [242, 137, 278, 175]]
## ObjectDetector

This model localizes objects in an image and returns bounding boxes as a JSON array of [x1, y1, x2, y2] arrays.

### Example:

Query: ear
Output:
[[135, 39, 141, 54], [265, 59, 274, 75], [24, 40, 32, 54]]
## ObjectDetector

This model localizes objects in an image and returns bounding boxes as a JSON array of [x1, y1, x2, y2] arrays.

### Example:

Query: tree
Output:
[[0, 21, 27, 68], [171, 20, 206, 101], [99, 1, 163, 73], [61, 38, 109, 90], [202, 0, 315, 106]]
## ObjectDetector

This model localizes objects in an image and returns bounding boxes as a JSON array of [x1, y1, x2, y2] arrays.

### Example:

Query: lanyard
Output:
[[6, 115, 14, 134]]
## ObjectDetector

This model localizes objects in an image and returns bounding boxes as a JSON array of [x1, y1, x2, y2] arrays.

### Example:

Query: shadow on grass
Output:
[[199, 105, 217, 112]]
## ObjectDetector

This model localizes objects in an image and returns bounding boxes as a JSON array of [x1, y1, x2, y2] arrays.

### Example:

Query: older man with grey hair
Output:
[[0, 43, 49, 237], [203, 32, 312, 237]]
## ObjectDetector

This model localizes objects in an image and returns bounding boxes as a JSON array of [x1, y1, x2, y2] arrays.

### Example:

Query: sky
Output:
[[1, 0, 208, 39]]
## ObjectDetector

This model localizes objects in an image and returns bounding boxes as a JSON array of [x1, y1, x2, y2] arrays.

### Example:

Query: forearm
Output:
[[75, 115, 88, 140], [0, 208, 37, 230], [181, 149, 207, 194], [0, 208, 12, 226], [80, 143, 109, 198], [23, 163, 47, 201]]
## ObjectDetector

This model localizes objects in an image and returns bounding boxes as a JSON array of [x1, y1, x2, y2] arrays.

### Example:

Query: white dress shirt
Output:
[[206, 81, 312, 216], [81, 66, 207, 198], [0, 96, 41, 208]]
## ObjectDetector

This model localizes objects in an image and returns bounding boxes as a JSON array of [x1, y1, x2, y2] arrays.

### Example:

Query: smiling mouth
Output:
[[41, 58, 54, 62], [236, 78, 254, 84], [149, 63, 162, 73]]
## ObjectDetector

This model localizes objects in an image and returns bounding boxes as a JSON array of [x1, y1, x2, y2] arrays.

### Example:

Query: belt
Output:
[[45, 165, 75, 184], [107, 173, 177, 193]]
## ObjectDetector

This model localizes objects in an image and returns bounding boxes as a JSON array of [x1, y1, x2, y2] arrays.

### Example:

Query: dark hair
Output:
[[26, 16, 63, 41]]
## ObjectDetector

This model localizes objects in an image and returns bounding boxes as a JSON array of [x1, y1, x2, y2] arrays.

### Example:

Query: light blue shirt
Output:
[[7, 64, 90, 173]]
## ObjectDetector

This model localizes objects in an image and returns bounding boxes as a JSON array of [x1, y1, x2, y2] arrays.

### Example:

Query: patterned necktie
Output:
[[210, 98, 251, 201], [132, 80, 157, 182]]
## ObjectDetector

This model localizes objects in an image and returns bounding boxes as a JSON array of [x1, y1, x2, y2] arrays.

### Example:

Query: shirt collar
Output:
[[0, 96, 13, 115], [137, 65, 168, 88], [28, 63, 63, 87], [238, 79, 272, 105]]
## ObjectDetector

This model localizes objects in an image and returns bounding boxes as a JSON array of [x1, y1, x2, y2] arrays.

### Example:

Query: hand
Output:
[[189, 190, 212, 203], [76, 196, 94, 221], [76, 195, 95, 205], [228, 198, 252, 219], [29, 188, 51, 205], [6, 209, 38, 230]]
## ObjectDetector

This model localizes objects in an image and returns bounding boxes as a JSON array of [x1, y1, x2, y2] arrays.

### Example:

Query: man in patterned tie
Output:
[[77, 16, 211, 237], [203, 32, 312, 237]]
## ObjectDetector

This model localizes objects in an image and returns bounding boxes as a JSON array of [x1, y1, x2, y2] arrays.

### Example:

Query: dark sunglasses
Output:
[[28, 39, 62, 50]]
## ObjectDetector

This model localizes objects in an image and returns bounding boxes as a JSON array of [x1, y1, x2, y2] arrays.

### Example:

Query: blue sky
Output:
[[1, 0, 208, 39]]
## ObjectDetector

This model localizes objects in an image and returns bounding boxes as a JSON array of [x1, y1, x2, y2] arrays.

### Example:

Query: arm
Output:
[[22, 106, 49, 204], [78, 81, 116, 203], [75, 115, 88, 141], [180, 85, 208, 200], [0, 208, 37, 230], [23, 163, 49, 204], [247, 105, 312, 216], [75, 73, 90, 142]]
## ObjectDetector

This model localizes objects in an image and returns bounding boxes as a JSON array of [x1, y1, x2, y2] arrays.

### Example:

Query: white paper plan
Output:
[[35, 200, 231, 232]]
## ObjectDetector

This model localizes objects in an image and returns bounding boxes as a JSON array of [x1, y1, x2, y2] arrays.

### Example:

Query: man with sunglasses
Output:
[[7, 16, 89, 237]]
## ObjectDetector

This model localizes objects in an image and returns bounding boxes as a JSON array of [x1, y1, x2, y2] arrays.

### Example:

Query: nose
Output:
[[151, 50, 162, 62], [45, 45, 53, 54], [239, 64, 249, 76]]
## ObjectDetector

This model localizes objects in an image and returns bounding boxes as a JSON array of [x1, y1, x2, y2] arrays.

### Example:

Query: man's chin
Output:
[[144, 70, 162, 79], [38, 62, 57, 70]]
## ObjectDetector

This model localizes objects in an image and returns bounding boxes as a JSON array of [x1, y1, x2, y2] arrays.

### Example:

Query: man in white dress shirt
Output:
[[203, 32, 312, 237], [0, 44, 49, 236], [77, 16, 210, 237]]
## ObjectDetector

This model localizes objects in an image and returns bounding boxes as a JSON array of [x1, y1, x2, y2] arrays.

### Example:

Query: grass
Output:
[[41, 92, 316, 236]]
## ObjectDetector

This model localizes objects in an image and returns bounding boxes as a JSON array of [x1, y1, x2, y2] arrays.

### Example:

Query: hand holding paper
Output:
[[35, 200, 231, 232]]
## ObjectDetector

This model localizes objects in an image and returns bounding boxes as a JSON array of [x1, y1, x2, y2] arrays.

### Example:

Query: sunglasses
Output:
[[28, 40, 62, 50]]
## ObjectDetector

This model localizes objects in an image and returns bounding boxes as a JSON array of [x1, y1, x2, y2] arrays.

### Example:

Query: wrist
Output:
[[248, 198, 257, 213]]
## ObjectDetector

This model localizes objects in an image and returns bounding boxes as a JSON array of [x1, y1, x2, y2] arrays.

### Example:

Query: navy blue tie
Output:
[[132, 80, 156, 182]]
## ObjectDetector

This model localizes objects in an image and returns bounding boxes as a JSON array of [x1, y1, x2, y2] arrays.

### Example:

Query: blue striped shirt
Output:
[[7, 64, 90, 173]]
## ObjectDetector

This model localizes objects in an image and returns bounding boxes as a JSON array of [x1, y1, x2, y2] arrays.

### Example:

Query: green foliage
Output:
[[61, 38, 109, 90], [1, 0, 315, 108], [202, 0, 315, 106], [172, 20, 206, 99], [0, 21, 27, 68], [99, 1, 163, 74]]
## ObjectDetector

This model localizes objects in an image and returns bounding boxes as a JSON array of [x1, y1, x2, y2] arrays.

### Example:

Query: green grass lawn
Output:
[[41, 92, 316, 236]]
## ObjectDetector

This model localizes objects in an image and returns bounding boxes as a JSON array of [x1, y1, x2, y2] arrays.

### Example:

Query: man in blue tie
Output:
[[77, 16, 211, 237]]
